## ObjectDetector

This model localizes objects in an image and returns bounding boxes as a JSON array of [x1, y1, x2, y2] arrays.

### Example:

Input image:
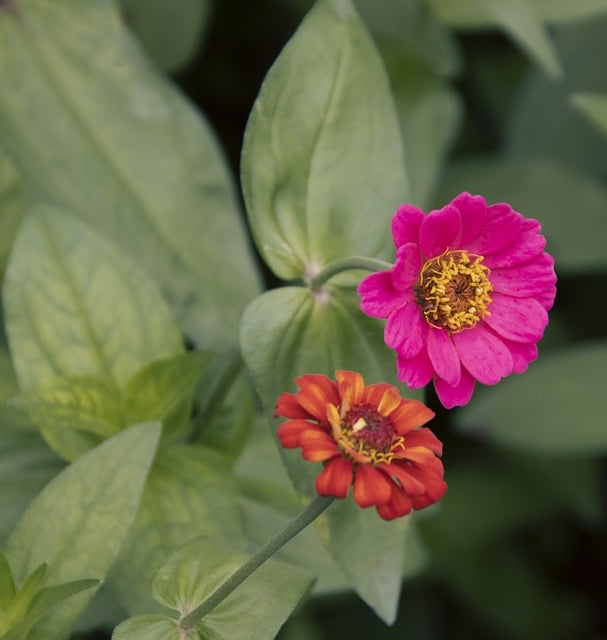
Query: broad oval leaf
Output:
[[240, 285, 423, 624], [0, 0, 260, 350], [455, 342, 607, 453], [6, 422, 161, 640], [113, 615, 184, 640], [241, 0, 407, 280]]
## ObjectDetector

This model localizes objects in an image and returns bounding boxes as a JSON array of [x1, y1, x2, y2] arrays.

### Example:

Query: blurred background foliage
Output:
[[1, 0, 606, 638]]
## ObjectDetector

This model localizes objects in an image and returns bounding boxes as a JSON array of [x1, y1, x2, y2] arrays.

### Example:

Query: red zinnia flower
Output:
[[274, 371, 446, 521], [357, 192, 557, 408]]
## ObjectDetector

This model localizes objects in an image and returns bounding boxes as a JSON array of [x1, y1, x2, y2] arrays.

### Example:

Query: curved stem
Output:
[[308, 256, 392, 290], [180, 495, 335, 630]]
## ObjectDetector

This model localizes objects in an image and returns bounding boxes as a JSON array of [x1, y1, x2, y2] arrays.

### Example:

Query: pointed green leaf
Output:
[[455, 343, 607, 453], [109, 444, 246, 615], [0, 152, 25, 280], [240, 286, 423, 623], [435, 156, 607, 273], [0, 426, 64, 543], [27, 579, 99, 620], [152, 537, 313, 640], [429, 0, 562, 77], [112, 615, 188, 640], [124, 352, 208, 439], [0, 550, 15, 610], [120, 0, 211, 73], [4, 206, 183, 459], [6, 564, 48, 623], [10, 376, 123, 440], [0, 0, 259, 350], [6, 422, 161, 639], [241, 0, 407, 280], [572, 91, 607, 136]]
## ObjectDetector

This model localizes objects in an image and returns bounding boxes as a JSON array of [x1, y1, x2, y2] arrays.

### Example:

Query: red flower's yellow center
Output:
[[335, 404, 404, 465], [415, 250, 492, 332]]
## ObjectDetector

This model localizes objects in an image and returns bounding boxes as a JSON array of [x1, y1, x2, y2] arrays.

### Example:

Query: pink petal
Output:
[[466, 203, 523, 257], [385, 299, 425, 358], [392, 242, 422, 290], [483, 293, 548, 342], [433, 369, 476, 408], [392, 204, 425, 247], [490, 252, 556, 300], [483, 218, 546, 268], [396, 342, 434, 388], [426, 326, 461, 387], [451, 192, 487, 245], [452, 323, 513, 385], [501, 338, 538, 373], [419, 204, 462, 257], [358, 271, 407, 318]]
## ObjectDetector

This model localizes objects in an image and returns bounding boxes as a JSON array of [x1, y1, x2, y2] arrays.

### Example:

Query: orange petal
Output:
[[362, 382, 398, 409], [295, 375, 338, 423], [390, 400, 435, 435], [316, 456, 353, 498], [277, 420, 325, 448], [376, 484, 413, 520], [403, 428, 443, 456], [274, 393, 314, 420], [353, 464, 393, 508], [379, 461, 426, 496], [300, 430, 339, 461], [336, 370, 365, 407]]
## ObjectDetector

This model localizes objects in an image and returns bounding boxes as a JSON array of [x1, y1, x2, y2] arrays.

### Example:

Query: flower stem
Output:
[[308, 257, 392, 290], [180, 495, 335, 630]]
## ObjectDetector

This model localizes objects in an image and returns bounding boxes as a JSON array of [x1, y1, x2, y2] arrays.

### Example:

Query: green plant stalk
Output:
[[180, 495, 335, 629], [308, 256, 393, 290]]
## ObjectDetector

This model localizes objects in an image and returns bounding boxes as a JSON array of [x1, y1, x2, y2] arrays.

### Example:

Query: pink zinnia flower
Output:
[[357, 192, 557, 408]]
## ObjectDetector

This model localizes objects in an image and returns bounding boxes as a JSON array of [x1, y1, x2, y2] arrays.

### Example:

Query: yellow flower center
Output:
[[335, 404, 404, 465], [415, 250, 493, 332]]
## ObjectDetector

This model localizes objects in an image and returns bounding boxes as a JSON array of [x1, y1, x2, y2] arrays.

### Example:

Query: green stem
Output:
[[308, 256, 392, 290], [180, 495, 334, 629]]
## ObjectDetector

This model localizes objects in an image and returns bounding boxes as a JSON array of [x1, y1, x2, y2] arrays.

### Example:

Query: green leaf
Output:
[[6, 422, 161, 639], [120, 0, 212, 73], [0, 0, 260, 350], [507, 17, 607, 178], [109, 444, 246, 615], [571, 91, 607, 136], [3, 206, 183, 459], [241, 285, 423, 623], [112, 615, 187, 640], [5, 563, 48, 624], [123, 352, 208, 440], [429, 0, 562, 77], [27, 579, 99, 620], [0, 426, 64, 544], [534, 0, 607, 22], [455, 342, 607, 453], [435, 156, 607, 273], [0, 151, 25, 281], [152, 537, 313, 640], [241, 0, 407, 280], [0, 550, 15, 611]]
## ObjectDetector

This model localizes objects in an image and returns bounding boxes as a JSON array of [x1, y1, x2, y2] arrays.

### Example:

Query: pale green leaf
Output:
[[240, 285, 423, 623], [435, 156, 607, 272], [0, 151, 25, 280], [241, 0, 407, 280], [109, 444, 246, 615], [6, 563, 47, 623], [455, 342, 607, 453], [0, 0, 260, 350], [120, 0, 212, 73], [6, 422, 161, 640], [112, 615, 184, 640], [26, 579, 99, 620], [571, 92, 607, 136], [152, 537, 313, 640], [429, 0, 562, 77], [533, 0, 607, 22]]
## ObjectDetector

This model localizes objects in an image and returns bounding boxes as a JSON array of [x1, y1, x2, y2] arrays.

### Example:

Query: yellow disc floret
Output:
[[415, 250, 493, 332]]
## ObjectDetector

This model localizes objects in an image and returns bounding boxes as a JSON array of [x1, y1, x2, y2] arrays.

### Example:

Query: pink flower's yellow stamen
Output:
[[334, 403, 405, 465], [415, 250, 493, 332]]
